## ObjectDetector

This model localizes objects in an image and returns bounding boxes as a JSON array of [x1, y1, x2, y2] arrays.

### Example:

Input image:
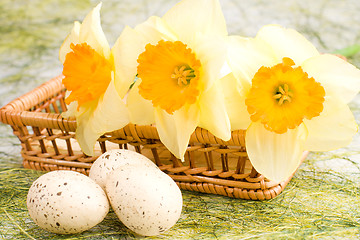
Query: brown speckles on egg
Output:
[[27, 170, 109, 234], [106, 165, 182, 236], [89, 149, 159, 190]]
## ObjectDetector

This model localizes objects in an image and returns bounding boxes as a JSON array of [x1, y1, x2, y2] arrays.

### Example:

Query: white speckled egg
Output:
[[27, 170, 109, 234], [89, 149, 158, 190], [106, 165, 182, 236]]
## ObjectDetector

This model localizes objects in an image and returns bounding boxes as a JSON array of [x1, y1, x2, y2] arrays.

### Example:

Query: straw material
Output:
[[0, 75, 306, 200]]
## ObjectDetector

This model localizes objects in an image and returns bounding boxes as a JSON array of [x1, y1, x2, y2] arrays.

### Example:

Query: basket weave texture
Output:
[[0, 76, 306, 200]]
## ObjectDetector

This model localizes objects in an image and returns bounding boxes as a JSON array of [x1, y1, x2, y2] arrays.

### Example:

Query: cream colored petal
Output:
[[111, 27, 144, 98], [304, 96, 358, 151], [134, 16, 177, 44], [256, 24, 319, 65], [92, 78, 130, 133], [193, 34, 227, 91], [74, 101, 94, 119], [76, 79, 130, 156], [61, 91, 78, 118], [226, 36, 277, 85], [219, 62, 232, 79], [246, 122, 308, 182], [59, 21, 80, 64], [163, 0, 227, 43], [198, 81, 231, 141], [61, 92, 89, 119], [79, 2, 110, 58], [155, 105, 200, 160], [221, 73, 252, 130], [61, 102, 77, 118], [126, 79, 155, 125], [75, 108, 96, 156], [301, 54, 360, 104]]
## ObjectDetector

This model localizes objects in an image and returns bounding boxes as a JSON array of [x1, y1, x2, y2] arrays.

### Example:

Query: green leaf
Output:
[[333, 44, 360, 58]]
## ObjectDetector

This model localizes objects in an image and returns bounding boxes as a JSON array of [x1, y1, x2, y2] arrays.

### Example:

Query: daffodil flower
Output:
[[224, 25, 360, 182], [60, 3, 131, 156], [116, 0, 231, 159]]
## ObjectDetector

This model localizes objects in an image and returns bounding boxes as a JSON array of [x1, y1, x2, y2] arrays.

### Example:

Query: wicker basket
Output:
[[0, 75, 307, 200]]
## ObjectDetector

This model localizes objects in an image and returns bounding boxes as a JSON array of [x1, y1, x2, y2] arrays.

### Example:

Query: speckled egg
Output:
[[27, 170, 109, 234], [106, 165, 183, 236], [89, 149, 159, 190]]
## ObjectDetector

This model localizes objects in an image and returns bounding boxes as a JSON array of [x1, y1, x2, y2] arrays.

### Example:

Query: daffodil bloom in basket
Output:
[[59, 3, 132, 156], [116, 0, 232, 160], [223, 25, 360, 182]]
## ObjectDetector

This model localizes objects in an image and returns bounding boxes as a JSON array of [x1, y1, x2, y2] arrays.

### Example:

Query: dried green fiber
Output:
[[1, 152, 360, 239]]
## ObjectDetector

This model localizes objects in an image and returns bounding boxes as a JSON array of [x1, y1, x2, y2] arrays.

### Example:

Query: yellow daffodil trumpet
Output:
[[246, 57, 326, 134], [137, 40, 202, 114]]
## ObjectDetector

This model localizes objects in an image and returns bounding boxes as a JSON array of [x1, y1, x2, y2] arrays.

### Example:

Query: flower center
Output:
[[273, 83, 293, 105], [62, 43, 113, 109], [245, 57, 325, 134], [137, 40, 201, 114], [171, 65, 195, 86]]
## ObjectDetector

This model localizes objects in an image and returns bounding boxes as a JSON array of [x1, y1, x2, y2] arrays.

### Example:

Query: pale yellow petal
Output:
[[219, 62, 232, 79], [79, 2, 110, 58], [221, 73, 252, 130], [301, 54, 360, 104], [76, 79, 130, 156], [61, 91, 89, 119], [61, 91, 77, 118], [134, 16, 177, 44], [163, 0, 227, 43], [112, 26, 144, 98], [74, 101, 94, 119], [126, 79, 155, 125], [198, 81, 231, 141], [59, 21, 80, 64], [226, 36, 277, 85], [75, 108, 96, 156], [61, 102, 77, 118], [192, 34, 227, 91], [256, 24, 319, 65], [304, 96, 358, 151], [155, 105, 200, 160], [92, 78, 130, 133], [246, 122, 308, 182]]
